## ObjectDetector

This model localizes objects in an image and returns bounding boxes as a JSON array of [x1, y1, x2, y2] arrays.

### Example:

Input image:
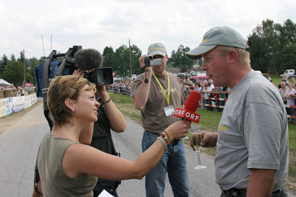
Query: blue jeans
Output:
[[142, 131, 190, 197]]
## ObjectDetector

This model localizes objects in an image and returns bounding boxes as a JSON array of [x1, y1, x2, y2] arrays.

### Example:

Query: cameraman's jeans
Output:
[[142, 131, 190, 197]]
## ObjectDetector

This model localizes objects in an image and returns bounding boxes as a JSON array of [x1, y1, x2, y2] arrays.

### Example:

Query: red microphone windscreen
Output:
[[184, 91, 201, 112]]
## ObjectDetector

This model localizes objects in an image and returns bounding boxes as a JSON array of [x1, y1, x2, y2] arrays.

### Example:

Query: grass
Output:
[[271, 76, 282, 87], [112, 92, 296, 191]]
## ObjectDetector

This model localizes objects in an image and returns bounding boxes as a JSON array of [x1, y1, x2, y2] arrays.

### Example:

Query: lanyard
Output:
[[152, 71, 170, 105]]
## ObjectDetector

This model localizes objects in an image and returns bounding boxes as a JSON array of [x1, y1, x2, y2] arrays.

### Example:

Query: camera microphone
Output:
[[74, 48, 113, 86], [172, 91, 202, 146], [74, 48, 103, 71]]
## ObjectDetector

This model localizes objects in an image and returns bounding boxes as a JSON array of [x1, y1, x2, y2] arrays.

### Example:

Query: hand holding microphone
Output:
[[172, 91, 202, 146]]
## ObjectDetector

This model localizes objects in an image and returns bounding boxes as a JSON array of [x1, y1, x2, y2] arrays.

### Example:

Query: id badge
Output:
[[164, 106, 175, 117]]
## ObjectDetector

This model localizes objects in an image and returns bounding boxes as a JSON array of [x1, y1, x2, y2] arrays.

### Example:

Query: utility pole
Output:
[[23, 49, 26, 85], [129, 39, 132, 77], [41, 35, 45, 58]]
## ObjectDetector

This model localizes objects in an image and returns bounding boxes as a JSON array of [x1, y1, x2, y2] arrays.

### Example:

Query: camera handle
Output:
[[141, 65, 150, 71]]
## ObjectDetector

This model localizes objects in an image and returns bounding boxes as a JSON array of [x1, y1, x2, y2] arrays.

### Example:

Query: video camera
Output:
[[83, 68, 113, 86], [34, 46, 113, 99], [144, 55, 162, 67]]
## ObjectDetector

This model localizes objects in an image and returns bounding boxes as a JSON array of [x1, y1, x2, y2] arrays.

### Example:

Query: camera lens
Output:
[[96, 70, 105, 84]]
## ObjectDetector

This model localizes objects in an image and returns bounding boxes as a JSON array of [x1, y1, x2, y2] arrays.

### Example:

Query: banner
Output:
[[0, 99, 6, 118], [9, 96, 25, 113]]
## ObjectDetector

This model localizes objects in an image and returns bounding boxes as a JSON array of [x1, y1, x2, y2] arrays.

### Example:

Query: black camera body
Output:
[[84, 68, 113, 86], [144, 56, 162, 67]]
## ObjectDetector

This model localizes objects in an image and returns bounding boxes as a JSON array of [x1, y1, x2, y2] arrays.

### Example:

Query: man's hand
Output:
[[200, 131, 218, 147], [72, 69, 84, 77], [139, 55, 152, 73]]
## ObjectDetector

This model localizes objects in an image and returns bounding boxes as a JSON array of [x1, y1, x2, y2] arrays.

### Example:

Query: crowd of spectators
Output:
[[179, 76, 230, 112], [0, 84, 36, 97], [107, 80, 133, 96], [280, 76, 296, 124]]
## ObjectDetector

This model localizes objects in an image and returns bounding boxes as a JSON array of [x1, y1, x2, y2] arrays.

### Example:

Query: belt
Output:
[[221, 188, 247, 196], [221, 188, 282, 196]]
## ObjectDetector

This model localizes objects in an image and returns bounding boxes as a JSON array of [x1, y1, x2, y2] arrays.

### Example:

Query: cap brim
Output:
[[148, 51, 166, 57], [185, 45, 217, 60]]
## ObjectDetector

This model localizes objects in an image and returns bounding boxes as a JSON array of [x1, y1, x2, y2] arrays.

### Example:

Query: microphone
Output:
[[74, 48, 103, 71], [172, 91, 201, 146]]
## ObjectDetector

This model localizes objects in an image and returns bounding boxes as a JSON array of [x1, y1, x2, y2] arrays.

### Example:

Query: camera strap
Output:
[[41, 58, 52, 111], [152, 71, 170, 105]]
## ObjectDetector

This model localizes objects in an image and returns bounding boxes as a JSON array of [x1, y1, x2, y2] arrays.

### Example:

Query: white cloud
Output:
[[0, 0, 295, 59]]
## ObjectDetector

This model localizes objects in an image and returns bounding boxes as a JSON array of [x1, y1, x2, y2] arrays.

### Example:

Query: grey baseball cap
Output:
[[147, 42, 167, 57], [185, 26, 247, 60]]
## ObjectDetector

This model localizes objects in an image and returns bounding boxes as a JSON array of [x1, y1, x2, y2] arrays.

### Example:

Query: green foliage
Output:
[[10, 54, 16, 62], [1, 61, 24, 86], [169, 44, 193, 72], [0, 52, 37, 83], [0, 54, 9, 76], [1, 54, 9, 66], [18, 51, 25, 63], [107, 44, 142, 77], [247, 19, 296, 74], [102, 46, 114, 69]]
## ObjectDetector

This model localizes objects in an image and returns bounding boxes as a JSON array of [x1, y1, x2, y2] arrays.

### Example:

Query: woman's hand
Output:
[[165, 120, 191, 140]]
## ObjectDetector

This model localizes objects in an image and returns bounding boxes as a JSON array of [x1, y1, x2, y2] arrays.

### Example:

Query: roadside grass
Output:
[[271, 77, 282, 87], [112, 93, 296, 191]]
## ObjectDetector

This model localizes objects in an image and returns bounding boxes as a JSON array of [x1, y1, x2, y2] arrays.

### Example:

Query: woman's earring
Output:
[[73, 109, 75, 112]]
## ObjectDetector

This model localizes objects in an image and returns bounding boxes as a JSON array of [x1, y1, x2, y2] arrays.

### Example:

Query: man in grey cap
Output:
[[186, 26, 289, 197], [131, 42, 190, 197]]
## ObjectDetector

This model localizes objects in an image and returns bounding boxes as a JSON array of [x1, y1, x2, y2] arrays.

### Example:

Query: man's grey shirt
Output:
[[215, 70, 289, 191]]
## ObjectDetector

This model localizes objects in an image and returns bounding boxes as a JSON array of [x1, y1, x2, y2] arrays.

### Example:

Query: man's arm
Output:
[[96, 86, 126, 133], [247, 169, 276, 197], [132, 55, 153, 110]]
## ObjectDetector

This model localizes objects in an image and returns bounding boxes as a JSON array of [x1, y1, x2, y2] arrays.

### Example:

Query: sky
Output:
[[0, 0, 296, 60]]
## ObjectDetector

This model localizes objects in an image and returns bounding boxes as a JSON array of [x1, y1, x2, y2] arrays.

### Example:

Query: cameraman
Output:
[[73, 69, 126, 197], [131, 42, 190, 197]]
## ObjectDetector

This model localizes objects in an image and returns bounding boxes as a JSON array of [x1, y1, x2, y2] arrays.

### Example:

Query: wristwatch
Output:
[[144, 78, 149, 83]]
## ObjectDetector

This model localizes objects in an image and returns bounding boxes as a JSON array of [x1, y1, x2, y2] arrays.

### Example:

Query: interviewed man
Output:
[[186, 26, 289, 197]]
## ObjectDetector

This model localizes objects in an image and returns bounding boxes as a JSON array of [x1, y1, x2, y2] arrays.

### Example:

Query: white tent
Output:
[[0, 79, 12, 86]]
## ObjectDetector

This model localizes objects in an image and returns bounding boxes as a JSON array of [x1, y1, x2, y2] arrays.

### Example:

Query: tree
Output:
[[130, 45, 142, 75], [25, 72, 35, 83], [1, 54, 9, 66], [170, 44, 193, 72], [1, 61, 24, 86], [18, 51, 25, 63], [10, 54, 16, 62], [277, 19, 296, 72], [0, 54, 9, 76], [247, 19, 296, 74], [112, 45, 130, 77], [111, 44, 142, 77], [102, 46, 115, 68], [28, 57, 40, 78]]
